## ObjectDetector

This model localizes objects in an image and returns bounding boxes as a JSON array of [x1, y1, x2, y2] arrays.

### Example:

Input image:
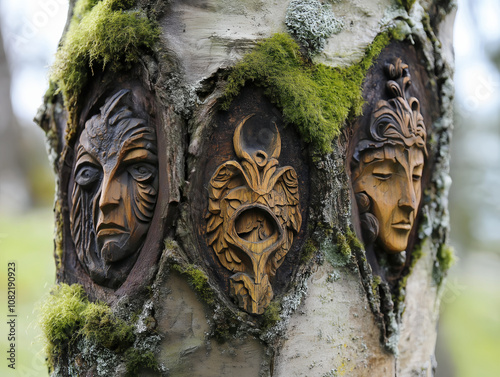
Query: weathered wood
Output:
[[192, 87, 309, 315]]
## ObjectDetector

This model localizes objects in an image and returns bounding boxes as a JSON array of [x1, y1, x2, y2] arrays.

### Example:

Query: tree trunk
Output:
[[36, 0, 456, 376]]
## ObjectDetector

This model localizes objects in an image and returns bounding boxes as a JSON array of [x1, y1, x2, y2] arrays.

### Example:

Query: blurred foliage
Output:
[[439, 264, 500, 377], [0, 209, 56, 376]]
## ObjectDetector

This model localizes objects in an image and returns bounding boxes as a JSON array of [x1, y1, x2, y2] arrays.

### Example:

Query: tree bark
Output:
[[36, 0, 456, 376]]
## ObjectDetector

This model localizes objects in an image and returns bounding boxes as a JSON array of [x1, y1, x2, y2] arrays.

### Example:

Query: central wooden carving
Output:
[[70, 89, 158, 289], [207, 114, 302, 315]]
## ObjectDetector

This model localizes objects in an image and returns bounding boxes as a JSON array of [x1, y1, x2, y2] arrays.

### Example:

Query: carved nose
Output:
[[99, 178, 121, 212], [398, 184, 417, 212]]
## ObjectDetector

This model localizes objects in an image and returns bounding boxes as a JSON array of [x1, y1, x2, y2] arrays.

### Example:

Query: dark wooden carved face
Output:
[[70, 89, 158, 289], [351, 59, 427, 254]]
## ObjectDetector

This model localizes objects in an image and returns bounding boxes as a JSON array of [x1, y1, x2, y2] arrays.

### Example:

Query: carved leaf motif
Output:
[[206, 116, 302, 314], [206, 161, 247, 273], [230, 272, 273, 315]]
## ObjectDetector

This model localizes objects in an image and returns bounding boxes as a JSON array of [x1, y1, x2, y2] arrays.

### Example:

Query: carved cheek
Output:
[[71, 183, 99, 252], [370, 183, 393, 233], [70, 165, 103, 271], [130, 175, 158, 225]]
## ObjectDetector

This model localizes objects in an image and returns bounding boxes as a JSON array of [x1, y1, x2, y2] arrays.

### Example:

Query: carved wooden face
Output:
[[353, 144, 424, 254], [70, 90, 158, 288]]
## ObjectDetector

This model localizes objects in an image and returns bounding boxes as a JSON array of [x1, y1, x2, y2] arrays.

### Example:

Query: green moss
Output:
[[164, 238, 177, 250], [108, 0, 136, 10], [261, 301, 281, 330], [39, 283, 136, 368], [396, 0, 416, 12], [43, 81, 59, 104], [323, 238, 349, 267], [389, 20, 412, 42], [80, 302, 134, 351], [39, 284, 88, 363], [411, 243, 424, 263], [301, 239, 318, 263], [72, 0, 134, 22], [222, 32, 390, 153], [124, 348, 159, 376], [323, 228, 365, 268], [72, 0, 100, 22], [433, 243, 456, 284], [337, 233, 350, 257], [393, 243, 425, 306], [51, 0, 159, 140], [372, 275, 382, 297], [54, 199, 64, 270], [346, 228, 364, 252], [437, 244, 455, 272], [422, 12, 439, 44], [172, 264, 215, 305]]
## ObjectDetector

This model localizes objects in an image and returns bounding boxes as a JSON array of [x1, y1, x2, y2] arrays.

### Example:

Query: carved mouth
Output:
[[97, 222, 127, 237], [234, 207, 278, 242], [228, 203, 285, 259], [392, 221, 412, 231]]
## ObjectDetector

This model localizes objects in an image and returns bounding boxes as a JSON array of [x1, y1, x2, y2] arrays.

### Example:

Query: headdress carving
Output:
[[353, 58, 427, 163]]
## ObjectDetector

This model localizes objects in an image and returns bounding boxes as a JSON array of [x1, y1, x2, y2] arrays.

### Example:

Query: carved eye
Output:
[[75, 164, 101, 189], [127, 163, 157, 183], [373, 172, 392, 181], [413, 166, 423, 182]]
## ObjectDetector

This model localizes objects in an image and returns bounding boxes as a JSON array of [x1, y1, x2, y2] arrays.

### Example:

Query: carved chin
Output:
[[98, 233, 137, 264], [378, 230, 410, 254]]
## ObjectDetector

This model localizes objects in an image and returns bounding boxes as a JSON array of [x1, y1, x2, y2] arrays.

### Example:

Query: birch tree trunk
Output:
[[36, 0, 456, 376]]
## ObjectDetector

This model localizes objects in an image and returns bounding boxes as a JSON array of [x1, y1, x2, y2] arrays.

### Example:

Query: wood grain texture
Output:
[[190, 86, 310, 314], [347, 41, 439, 284], [206, 114, 301, 314], [57, 69, 181, 303]]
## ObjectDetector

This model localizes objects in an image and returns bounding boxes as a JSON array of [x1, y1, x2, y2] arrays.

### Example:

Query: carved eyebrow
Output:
[[369, 157, 398, 168], [75, 149, 99, 167], [75, 143, 89, 161], [122, 148, 158, 163], [413, 164, 424, 177]]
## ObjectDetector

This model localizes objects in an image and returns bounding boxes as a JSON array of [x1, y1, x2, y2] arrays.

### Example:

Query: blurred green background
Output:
[[0, 0, 499, 376]]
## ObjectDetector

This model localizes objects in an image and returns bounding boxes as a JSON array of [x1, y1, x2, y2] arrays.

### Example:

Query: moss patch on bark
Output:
[[50, 0, 159, 141], [171, 264, 216, 306], [38, 283, 158, 375], [222, 32, 390, 153], [433, 243, 456, 284], [396, 0, 416, 12]]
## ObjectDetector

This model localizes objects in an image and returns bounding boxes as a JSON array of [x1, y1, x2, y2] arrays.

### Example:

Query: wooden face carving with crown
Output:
[[206, 114, 302, 314], [70, 89, 158, 289], [351, 59, 427, 254]]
